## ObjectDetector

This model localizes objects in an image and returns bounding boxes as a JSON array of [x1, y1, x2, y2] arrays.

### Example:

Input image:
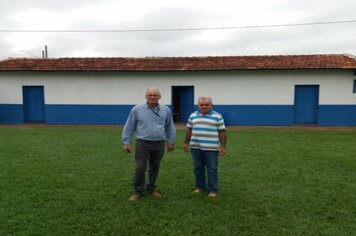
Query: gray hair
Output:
[[197, 96, 213, 104], [146, 87, 161, 96]]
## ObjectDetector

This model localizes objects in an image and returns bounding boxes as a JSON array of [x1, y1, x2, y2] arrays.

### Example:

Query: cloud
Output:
[[0, 0, 355, 59]]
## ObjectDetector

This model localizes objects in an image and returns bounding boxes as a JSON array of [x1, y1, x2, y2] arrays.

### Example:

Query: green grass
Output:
[[0, 127, 355, 235]]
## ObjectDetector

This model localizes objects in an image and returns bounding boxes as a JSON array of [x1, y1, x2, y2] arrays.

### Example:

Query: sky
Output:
[[0, 0, 355, 60]]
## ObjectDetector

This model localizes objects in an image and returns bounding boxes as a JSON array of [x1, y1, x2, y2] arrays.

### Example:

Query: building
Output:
[[0, 54, 355, 125]]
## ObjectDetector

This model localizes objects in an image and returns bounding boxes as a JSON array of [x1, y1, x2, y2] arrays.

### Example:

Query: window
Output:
[[354, 80, 356, 93]]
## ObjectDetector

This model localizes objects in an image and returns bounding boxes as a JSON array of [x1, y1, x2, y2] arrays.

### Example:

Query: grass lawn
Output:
[[0, 126, 355, 235]]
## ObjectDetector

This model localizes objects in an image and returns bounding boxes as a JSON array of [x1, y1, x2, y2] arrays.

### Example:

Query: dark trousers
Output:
[[133, 139, 165, 194]]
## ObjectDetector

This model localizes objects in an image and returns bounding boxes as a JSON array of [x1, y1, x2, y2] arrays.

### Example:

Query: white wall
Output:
[[0, 70, 355, 105]]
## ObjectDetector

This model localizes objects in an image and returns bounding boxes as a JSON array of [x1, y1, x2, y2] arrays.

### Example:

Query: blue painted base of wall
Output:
[[1, 104, 355, 125], [318, 105, 356, 125], [215, 105, 294, 125], [0, 104, 24, 123], [46, 105, 134, 124]]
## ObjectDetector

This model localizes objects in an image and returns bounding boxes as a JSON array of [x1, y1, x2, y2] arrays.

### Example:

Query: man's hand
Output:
[[183, 143, 189, 152], [123, 144, 132, 153], [167, 144, 175, 152], [219, 147, 226, 156]]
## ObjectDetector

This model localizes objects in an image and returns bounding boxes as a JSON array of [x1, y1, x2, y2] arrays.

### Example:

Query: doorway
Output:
[[171, 86, 194, 122], [294, 85, 319, 124], [23, 86, 45, 122]]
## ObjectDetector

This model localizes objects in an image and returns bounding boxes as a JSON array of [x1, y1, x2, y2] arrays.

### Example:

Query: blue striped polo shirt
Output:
[[187, 109, 226, 151]]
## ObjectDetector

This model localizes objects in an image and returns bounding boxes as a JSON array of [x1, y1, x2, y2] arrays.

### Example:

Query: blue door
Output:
[[172, 86, 194, 122], [23, 86, 45, 122], [294, 85, 319, 124]]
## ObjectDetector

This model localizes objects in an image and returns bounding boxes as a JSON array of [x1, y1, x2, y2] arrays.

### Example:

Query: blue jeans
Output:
[[190, 148, 219, 193]]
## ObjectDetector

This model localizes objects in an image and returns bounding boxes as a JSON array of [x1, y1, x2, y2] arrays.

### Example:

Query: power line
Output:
[[20, 50, 38, 57], [0, 20, 355, 33]]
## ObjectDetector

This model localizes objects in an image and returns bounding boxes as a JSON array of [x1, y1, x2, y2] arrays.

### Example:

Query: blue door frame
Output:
[[171, 86, 194, 122], [23, 86, 45, 122], [294, 85, 319, 124]]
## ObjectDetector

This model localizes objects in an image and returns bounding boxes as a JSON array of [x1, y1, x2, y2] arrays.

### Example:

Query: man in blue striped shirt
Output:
[[184, 97, 227, 199], [122, 88, 176, 201]]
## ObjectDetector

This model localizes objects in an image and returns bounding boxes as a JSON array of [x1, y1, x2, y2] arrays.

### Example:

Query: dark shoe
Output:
[[149, 191, 162, 198], [129, 193, 140, 202], [207, 192, 217, 199]]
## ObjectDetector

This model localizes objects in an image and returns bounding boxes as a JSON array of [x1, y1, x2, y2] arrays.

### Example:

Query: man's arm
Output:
[[122, 109, 136, 153], [183, 129, 192, 152], [165, 109, 176, 151], [218, 130, 227, 156]]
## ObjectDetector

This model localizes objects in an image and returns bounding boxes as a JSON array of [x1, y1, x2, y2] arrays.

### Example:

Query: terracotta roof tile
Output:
[[0, 54, 355, 71]]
